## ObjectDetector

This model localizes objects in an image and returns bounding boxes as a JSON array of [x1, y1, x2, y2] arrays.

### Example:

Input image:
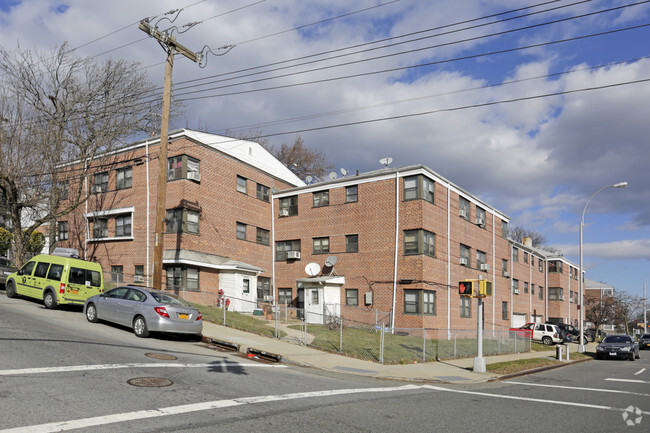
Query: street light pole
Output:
[[579, 181, 627, 353], [644, 274, 649, 333]]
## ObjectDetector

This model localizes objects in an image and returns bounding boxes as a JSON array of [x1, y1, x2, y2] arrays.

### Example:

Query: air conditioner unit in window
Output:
[[264, 295, 274, 301], [459, 209, 468, 218], [502, 271, 509, 278], [459, 258, 468, 266], [93, 186, 103, 193], [279, 209, 289, 217], [134, 276, 144, 283], [480, 263, 490, 271], [514, 288, 520, 294], [558, 295, 565, 300], [476, 217, 485, 226], [187, 172, 201, 181], [287, 251, 300, 260]]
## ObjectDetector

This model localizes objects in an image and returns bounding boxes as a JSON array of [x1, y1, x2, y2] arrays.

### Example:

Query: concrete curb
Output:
[[490, 357, 594, 382]]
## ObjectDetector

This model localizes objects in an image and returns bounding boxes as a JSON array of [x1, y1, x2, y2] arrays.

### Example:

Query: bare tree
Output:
[[0, 43, 162, 265], [228, 130, 333, 180], [613, 292, 644, 335], [508, 225, 559, 253], [585, 293, 617, 333]]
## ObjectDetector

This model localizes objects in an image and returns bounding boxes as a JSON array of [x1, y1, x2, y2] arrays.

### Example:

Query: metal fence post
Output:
[[422, 328, 426, 362], [380, 323, 385, 364], [339, 316, 343, 354], [454, 329, 457, 358], [222, 303, 226, 326]]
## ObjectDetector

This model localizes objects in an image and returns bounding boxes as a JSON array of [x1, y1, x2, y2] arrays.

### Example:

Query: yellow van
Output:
[[5, 252, 104, 309]]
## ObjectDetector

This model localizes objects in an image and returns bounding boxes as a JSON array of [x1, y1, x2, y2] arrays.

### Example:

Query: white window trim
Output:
[[85, 207, 135, 242]]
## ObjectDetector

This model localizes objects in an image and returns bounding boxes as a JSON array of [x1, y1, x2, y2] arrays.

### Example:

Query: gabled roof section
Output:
[[584, 278, 615, 290], [123, 129, 305, 187], [163, 249, 265, 274]]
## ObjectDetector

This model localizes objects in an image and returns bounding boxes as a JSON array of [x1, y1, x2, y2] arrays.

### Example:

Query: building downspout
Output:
[[271, 193, 276, 299], [84, 160, 88, 259], [447, 185, 451, 334], [491, 212, 496, 331], [391, 171, 399, 331], [146, 140, 151, 284]]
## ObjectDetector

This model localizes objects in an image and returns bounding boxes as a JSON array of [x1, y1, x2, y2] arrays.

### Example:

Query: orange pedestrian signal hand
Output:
[[459, 281, 473, 296]]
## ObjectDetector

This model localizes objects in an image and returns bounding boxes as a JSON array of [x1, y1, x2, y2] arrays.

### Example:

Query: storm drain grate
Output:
[[127, 377, 174, 387], [144, 352, 178, 361]]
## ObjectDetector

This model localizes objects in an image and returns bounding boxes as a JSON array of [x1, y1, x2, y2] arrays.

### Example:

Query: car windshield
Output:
[[603, 336, 632, 344], [151, 292, 192, 307], [641, 334, 650, 339]]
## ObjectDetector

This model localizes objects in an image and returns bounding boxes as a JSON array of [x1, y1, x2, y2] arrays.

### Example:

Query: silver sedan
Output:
[[84, 285, 203, 338]]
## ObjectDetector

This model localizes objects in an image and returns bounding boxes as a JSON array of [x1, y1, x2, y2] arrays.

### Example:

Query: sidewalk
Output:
[[200, 321, 595, 384]]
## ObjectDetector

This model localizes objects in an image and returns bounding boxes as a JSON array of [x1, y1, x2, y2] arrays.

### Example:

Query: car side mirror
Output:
[[17, 269, 24, 276]]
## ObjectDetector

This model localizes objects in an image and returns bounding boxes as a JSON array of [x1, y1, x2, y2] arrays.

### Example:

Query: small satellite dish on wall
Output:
[[340, 168, 348, 176], [324, 256, 338, 267], [379, 157, 393, 167], [328, 171, 338, 180], [305, 175, 313, 184], [305, 262, 321, 277]]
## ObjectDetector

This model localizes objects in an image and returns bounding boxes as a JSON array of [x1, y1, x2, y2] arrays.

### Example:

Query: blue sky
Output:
[[1, 0, 649, 300]]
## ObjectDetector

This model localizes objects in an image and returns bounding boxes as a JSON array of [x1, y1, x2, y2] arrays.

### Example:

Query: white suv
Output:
[[510, 322, 563, 345]]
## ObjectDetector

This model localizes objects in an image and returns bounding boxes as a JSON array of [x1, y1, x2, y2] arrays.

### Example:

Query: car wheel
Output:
[[86, 303, 99, 323], [5, 281, 16, 298], [595, 354, 601, 360], [542, 336, 552, 346], [43, 291, 57, 309], [635, 351, 640, 360], [133, 316, 149, 338]]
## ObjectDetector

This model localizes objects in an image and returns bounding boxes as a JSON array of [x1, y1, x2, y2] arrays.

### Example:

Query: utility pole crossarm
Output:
[[138, 20, 201, 63]]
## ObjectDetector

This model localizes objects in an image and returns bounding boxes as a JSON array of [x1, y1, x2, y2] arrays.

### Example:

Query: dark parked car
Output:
[[0, 257, 17, 288], [596, 335, 640, 360], [586, 328, 608, 342], [638, 334, 650, 350], [84, 285, 203, 338], [547, 322, 589, 343]]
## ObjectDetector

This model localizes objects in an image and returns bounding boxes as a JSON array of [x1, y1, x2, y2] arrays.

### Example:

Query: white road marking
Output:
[[0, 361, 286, 376], [0, 385, 422, 432], [605, 378, 650, 384], [421, 384, 650, 415], [634, 368, 646, 375], [504, 380, 650, 397]]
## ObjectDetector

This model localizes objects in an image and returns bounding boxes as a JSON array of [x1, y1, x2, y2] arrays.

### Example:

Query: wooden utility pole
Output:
[[138, 19, 201, 290]]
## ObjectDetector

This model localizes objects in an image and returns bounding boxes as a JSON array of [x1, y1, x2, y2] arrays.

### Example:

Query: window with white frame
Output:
[[279, 196, 298, 216], [275, 240, 300, 261], [460, 244, 471, 266], [476, 206, 486, 227], [459, 196, 470, 220], [236, 222, 247, 240], [236, 175, 247, 193], [346, 288, 358, 306], [115, 215, 132, 237], [346, 185, 358, 203], [313, 190, 329, 207], [476, 250, 487, 269], [460, 297, 471, 318], [256, 183, 269, 202]]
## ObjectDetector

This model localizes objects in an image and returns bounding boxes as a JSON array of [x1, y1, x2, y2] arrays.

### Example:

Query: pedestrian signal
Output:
[[479, 280, 493, 297], [459, 280, 473, 296]]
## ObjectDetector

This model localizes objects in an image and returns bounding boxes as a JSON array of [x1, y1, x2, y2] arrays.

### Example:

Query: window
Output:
[[57, 221, 68, 241], [476, 250, 487, 269], [165, 266, 199, 291], [116, 215, 132, 237], [257, 277, 271, 300], [403, 175, 434, 203], [243, 279, 250, 294], [524, 252, 529, 264], [256, 184, 270, 202], [116, 167, 132, 190], [93, 218, 108, 238], [549, 261, 563, 273], [459, 197, 470, 220], [549, 287, 563, 300], [168, 155, 200, 181], [236, 175, 247, 193], [404, 290, 436, 315], [476, 207, 486, 227], [311, 290, 319, 305], [134, 265, 145, 283], [111, 265, 124, 283], [57, 182, 68, 200], [513, 279, 519, 294], [423, 291, 435, 315], [502, 220, 508, 238], [539, 286, 544, 300], [166, 208, 200, 234], [460, 297, 471, 318], [275, 240, 301, 261], [34, 262, 50, 278], [531, 284, 535, 295], [460, 244, 471, 266], [47, 264, 64, 281], [346, 185, 358, 203], [313, 237, 330, 254], [278, 288, 292, 305], [256, 228, 270, 245], [346, 288, 358, 306], [236, 222, 247, 240], [531, 256, 535, 267], [524, 282, 529, 294], [279, 196, 298, 216], [539, 260, 544, 272], [512, 247, 519, 263], [93, 172, 108, 193], [313, 191, 329, 207], [346, 234, 358, 253], [502, 259, 508, 276], [502, 302, 508, 320], [404, 229, 435, 257]]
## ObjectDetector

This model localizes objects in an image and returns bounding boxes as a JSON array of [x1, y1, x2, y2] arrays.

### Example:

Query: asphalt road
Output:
[[1, 292, 649, 432]]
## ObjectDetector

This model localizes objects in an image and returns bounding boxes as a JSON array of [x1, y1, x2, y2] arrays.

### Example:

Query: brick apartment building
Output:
[[55, 129, 580, 330]]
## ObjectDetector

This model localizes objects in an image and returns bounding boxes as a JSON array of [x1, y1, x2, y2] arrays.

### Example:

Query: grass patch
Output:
[[486, 351, 593, 374], [190, 303, 286, 339]]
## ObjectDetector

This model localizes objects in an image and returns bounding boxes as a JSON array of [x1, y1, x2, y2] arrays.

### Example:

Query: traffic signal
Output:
[[479, 280, 493, 297], [459, 280, 473, 296]]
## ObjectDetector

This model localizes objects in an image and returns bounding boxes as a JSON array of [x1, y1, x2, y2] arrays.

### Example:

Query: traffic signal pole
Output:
[[474, 296, 486, 373]]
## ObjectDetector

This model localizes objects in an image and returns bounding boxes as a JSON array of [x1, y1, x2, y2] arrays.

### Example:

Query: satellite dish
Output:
[[305, 262, 321, 277], [328, 171, 338, 180], [340, 168, 348, 176], [379, 157, 393, 167], [324, 256, 338, 267], [305, 175, 313, 183]]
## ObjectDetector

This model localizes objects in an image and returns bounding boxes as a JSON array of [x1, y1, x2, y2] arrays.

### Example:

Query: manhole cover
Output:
[[145, 353, 178, 360], [127, 377, 174, 387]]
